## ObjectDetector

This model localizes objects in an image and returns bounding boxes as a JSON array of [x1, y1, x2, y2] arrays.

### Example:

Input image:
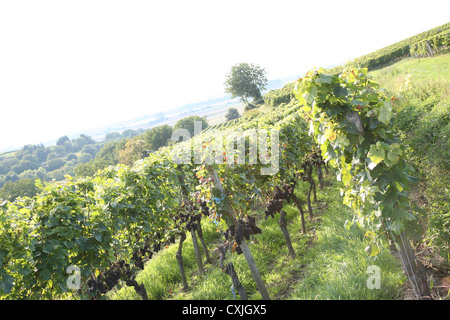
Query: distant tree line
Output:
[[0, 134, 102, 201], [75, 115, 208, 175], [0, 116, 209, 202]]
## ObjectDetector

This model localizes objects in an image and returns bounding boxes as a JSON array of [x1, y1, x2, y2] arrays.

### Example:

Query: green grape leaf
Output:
[[385, 143, 403, 167], [0, 272, 14, 294], [316, 73, 333, 84], [378, 101, 393, 125], [367, 144, 385, 164], [39, 269, 52, 281]]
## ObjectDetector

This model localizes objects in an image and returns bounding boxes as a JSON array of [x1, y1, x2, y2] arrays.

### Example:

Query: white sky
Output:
[[0, 0, 448, 151]]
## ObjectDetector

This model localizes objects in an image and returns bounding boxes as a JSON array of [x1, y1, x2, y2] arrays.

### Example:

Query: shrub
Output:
[[78, 153, 93, 164], [244, 102, 258, 111], [47, 158, 65, 171], [263, 82, 294, 107]]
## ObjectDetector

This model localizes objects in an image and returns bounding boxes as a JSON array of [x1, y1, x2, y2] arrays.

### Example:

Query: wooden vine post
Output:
[[294, 67, 431, 299], [206, 165, 271, 300], [190, 226, 204, 274]]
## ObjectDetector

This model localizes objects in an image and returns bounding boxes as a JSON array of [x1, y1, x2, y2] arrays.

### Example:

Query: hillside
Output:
[[106, 53, 449, 301], [1, 24, 449, 303], [326, 22, 450, 74], [371, 54, 450, 299]]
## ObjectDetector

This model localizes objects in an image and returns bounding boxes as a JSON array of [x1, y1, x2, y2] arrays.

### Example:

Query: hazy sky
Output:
[[0, 0, 448, 150]]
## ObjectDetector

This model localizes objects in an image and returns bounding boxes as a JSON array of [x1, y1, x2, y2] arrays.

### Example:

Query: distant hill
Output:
[[326, 22, 450, 73]]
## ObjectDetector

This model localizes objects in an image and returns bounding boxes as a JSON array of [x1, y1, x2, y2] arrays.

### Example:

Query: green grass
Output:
[[370, 53, 450, 266], [370, 53, 450, 82], [370, 53, 450, 97], [370, 54, 450, 177], [287, 182, 405, 300], [109, 173, 405, 300]]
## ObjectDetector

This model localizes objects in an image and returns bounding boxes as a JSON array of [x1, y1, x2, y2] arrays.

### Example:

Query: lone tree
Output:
[[224, 62, 268, 103], [225, 107, 240, 121]]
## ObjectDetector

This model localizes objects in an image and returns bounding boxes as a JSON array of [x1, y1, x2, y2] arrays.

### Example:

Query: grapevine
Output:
[[294, 66, 432, 298], [0, 100, 321, 300]]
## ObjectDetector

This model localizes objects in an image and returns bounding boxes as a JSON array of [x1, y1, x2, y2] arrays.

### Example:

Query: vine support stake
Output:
[[239, 239, 271, 300], [206, 164, 271, 300], [191, 229, 204, 274], [392, 229, 431, 299]]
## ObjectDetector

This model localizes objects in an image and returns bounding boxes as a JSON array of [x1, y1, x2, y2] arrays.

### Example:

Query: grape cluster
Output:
[[199, 200, 210, 216], [87, 260, 130, 297], [178, 203, 202, 232], [86, 233, 174, 299], [223, 216, 262, 255], [299, 161, 312, 181], [132, 245, 150, 270], [264, 180, 297, 219]]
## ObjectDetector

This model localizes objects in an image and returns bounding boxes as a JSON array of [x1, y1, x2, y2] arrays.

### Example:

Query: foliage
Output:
[[244, 102, 258, 112], [47, 158, 66, 171], [294, 67, 422, 242], [56, 136, 70, 146], [263, 82, 295, 107], [224, 62, 268, 103], [0, 135, 100, 194], [173, 116, 209, 138], [116, 139, 149, 166], [143, 124, 173, 150], [0, 152, 182, 299], [0, 178, 39, 202], [410, 31, 450, 58], [370, 57, 450, 263]]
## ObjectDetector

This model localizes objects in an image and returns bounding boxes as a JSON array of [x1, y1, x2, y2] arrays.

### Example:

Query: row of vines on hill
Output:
[[326, 22, 450, 73], [409, 31, 450, 58], [1, 100, 327, 300]]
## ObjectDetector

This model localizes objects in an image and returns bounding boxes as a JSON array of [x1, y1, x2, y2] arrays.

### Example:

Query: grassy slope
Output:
[[370, 53, 449, 207], [370, 53, 450, 89], [371, 54, 450, 293]]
